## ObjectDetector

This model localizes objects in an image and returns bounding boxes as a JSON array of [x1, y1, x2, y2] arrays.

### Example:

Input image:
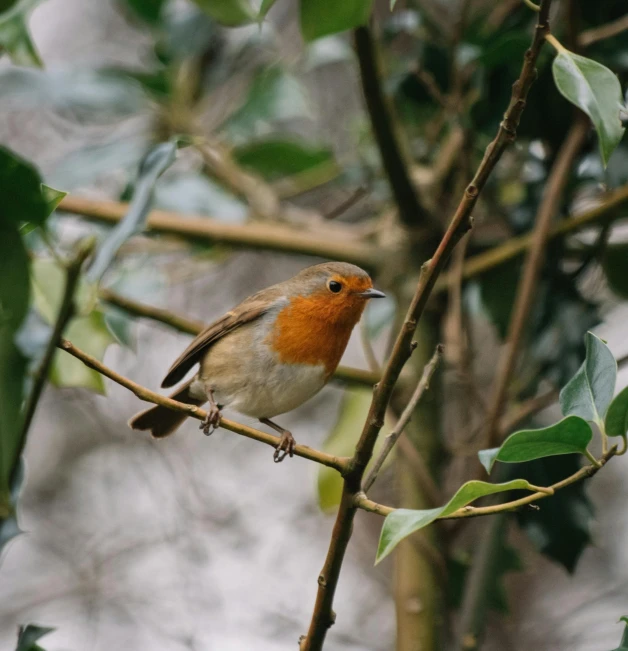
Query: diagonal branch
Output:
[[56, 338, 350, 473], [300, 2, 554, 648]]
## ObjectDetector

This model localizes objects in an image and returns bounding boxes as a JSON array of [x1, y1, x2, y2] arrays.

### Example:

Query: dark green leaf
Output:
[[0, 221, 30, 331], [552, 49, 625, 167], [16, 624, 54, 651], [605, 386, 628, 438], [0, 0, 42, 67], [233, 138, 333, 181], [478, 416, 593, 474], [122, 0, 166, 24], [41, 185, 67, 215], [300, 0, 373, 42], [192, 0, 255, 26], [602, 243, 628, 299], [515, 455, 593, 572], [559, 331, 616, 425], [87, 140, 179, 282], [617, 617, 628, 650], [376, 479, 540, 563], [0, 460, 24, 555], [0, 146, 48, 227]]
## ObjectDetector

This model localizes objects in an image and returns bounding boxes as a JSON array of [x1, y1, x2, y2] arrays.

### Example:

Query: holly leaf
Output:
[[552, 49, 625, 167], [300, 0, 373, 42], [16, 624, 54, 651], [478, 416, 593, 474], [605, 387, 628, 438], [559, 332, 616, 426], [376, 479, 541, 563], [515, 455, 593, 572]]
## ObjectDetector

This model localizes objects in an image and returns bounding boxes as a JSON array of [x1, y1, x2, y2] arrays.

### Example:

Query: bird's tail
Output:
[[128, 379, 205, 438]]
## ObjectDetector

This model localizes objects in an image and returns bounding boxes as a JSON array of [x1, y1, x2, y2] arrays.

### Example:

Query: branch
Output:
[[482, 118, 589, 449], [99, 288, 382, 388], [56, 338, 350, 473], [14, 239, 94, 484], [300, 2, 553, 647], [579, 14, 628, 47], [433, 183, 628, 294], [354, 25, 428, 229], [354, 446, 617, 521], [58, 195, 379, 270], [362, 344, 443, 492]]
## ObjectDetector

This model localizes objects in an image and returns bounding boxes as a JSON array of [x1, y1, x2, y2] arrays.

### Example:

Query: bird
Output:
[[128, 261, 385, 462]]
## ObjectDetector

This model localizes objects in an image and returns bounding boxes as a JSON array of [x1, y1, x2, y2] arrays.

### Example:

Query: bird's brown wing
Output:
[[161, 287, 282, 388]]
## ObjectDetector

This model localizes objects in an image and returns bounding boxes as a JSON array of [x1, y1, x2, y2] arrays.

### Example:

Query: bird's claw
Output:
[[273, 430, 295, 463], [200, 405, 221, 436]]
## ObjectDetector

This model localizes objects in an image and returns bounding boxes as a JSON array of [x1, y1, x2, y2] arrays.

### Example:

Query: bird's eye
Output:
[[328, 280, 342, 293]]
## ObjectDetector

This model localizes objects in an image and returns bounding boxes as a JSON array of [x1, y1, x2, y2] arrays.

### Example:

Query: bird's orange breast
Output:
[[268, 294, 366, 377]]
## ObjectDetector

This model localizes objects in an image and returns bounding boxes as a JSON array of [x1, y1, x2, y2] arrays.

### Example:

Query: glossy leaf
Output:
[[605, 387, 628, 438], [0, 0, 42, 67], [559, 332, 616, 425], [376, 479, 540, 563], [233, 138, 333, 181], [318, 388, 391, 511], [0, 146, 49, 226], [87, 140, 179, 282], [602, 243, 628, 300], [300, 0, 373, 42], [552, 50, 625, 167], [16, 624, 54, 651], [192, 0, 255, 26], [478, 416, 593, 474]]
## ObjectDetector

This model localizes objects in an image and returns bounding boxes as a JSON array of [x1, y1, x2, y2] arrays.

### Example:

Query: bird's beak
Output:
[[356, 288, 386, 299]]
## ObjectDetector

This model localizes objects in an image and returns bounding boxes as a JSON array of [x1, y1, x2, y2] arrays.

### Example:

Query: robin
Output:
[[129, 262, 385, 462]]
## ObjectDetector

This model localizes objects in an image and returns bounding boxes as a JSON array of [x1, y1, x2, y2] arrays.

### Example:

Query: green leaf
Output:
[[258, 0, 277, 20], [41, 184, 67, 215], [605, 386, 628, 438], [552, 50, 626, 167], [376, 479, 540, 563], [478, 416, 593, 474], [615, 617, 628, 651], [50, 311, 114, 393], [87, 140, 179, 283], [233, 138, 333, 181], [515, 455, 593, 572], [300, 0, 373, 42], [16, 624, 54, 651], [192, 0, 255, 26], [318, 388, 391, 511], [559, 331, 616, 425], [0, 0, 43, 67], [225, 67, 310, 142], [122, 0, 166, 24], [0, 146, 49, 227], [602, 243, 628, 299]]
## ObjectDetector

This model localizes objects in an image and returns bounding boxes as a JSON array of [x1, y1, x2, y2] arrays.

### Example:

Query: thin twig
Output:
[[354, 24, 428, 229], [58, 195, 379, 270], [14, 239, 95, 484], [579, 14, 628, 47], [354, 445, 617, 520], [363, 344, 443, 492], [359, 318, 381, 375], [300, 4, 553, 647], [482, 118, 589, 449], [433, 183, 628, 294], [56, 338, 350, 473], [99, 288, 383, 388]]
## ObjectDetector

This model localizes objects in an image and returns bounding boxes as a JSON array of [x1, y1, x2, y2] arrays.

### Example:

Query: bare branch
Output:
[[580, 13, 628, 47], [363, 344, 443, 492], [56, 338, 350, 473]]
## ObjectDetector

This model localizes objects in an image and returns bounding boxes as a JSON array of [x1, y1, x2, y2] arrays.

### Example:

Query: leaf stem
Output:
[[584, 448, 602, 468], [522, 0, 541, 11], [545, 33, 569, 54], [618, 435, 628, 456]]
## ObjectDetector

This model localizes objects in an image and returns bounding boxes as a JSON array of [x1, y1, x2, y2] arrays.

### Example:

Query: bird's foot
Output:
[[200, 403, 221, 436], [273, 430, 296, 463]]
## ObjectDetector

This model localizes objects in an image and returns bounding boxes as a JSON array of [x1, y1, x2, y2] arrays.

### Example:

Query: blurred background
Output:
[[0, 0, 628, 649]]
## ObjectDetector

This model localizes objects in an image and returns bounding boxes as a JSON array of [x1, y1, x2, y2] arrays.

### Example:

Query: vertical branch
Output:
[[482, 117, 589, 450], [354, 25, 428, 229], [300, 4, 554, 647]]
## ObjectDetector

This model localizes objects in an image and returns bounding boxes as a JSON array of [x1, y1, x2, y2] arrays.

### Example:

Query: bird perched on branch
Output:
[[129, 262, 385, 462]]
